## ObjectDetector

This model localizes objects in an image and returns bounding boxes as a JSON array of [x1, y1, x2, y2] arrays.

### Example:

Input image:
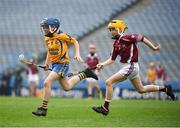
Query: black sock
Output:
[[103, 100, 110, 111], [88, 94, 92, 98], [41, 100, 48, 109], [78, 72, 86, 80]]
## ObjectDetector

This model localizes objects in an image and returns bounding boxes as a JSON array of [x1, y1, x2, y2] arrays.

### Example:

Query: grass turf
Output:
[[0, 97, 179, 127]]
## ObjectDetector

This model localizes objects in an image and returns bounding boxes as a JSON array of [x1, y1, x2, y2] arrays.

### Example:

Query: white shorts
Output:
[[118, 62, 139, 80], [28, 74, 39, 85]]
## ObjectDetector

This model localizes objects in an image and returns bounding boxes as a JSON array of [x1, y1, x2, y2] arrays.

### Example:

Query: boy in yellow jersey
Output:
[[146, 62, 156, 84], [32, 18, 98, 116]]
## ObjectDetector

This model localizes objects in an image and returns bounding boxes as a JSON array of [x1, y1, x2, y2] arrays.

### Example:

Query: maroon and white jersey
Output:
[[111, 34, 144, 63], [27, 64, 39, 75], [85, 53, 100, 70], [155, 67, 167, 81]]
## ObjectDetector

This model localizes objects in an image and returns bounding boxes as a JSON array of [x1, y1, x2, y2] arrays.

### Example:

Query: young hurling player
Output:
[[32, 18, 98, 116], [85, 44, 102, 99], [92, 20, 175, 116]]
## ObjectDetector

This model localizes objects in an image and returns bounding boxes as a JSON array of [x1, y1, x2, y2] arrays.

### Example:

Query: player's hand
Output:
[[153, 44, 161, 51], [43, 64, 49, 71], [96, 63, 103, 70], [74, 54, 83, 62]]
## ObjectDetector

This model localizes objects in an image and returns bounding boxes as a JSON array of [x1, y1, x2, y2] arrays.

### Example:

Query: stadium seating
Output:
[[0, 0, 137, 73]]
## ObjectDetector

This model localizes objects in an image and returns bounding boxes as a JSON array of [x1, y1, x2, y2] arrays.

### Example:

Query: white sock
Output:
[[157, 86, 160, 91], [105, 99, 111, 103]]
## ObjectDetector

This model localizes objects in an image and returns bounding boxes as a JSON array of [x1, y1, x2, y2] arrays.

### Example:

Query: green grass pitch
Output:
[[0, 97, 179, 127]]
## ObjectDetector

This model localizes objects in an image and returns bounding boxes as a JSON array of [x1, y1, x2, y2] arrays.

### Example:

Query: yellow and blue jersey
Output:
[[44, 32, 77, 64]]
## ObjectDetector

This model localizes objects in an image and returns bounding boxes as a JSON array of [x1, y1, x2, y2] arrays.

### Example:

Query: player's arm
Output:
[[72, 40, 83, 62], [97, 48, 116, 70], [142, 37, 160, 51], [97, 57, 114, 69], [62, 33, 83, 62]]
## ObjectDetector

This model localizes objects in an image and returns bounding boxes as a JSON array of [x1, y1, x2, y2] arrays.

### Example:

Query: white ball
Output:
[[19, 54, 25, 61]]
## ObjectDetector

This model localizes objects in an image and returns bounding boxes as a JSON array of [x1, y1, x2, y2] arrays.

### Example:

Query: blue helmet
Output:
[[40, 18, 60, 37]]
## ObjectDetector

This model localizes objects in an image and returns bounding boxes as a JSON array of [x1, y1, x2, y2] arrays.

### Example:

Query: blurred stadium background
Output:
[[0, 0, 180, 99]]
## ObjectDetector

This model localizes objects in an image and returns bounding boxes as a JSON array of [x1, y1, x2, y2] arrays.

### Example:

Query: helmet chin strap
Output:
[[56, 26, 60, 33], [49, 25, 57, 34], [117, 28, 124, 39]]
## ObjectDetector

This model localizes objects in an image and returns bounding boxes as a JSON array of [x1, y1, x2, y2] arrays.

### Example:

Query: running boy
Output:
[[32, 18, 98, 116], [92, 20, 175, 116]]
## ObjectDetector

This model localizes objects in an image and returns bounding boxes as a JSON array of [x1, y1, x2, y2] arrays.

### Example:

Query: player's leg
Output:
[[92, 72, 126, 116], [28, 75, 36, 97], [131, 76, 175, 100], [32, 71, 58, 116], [129, 63, 175, 100], [34, 74, 39, 97], [104, 73, 126, 108], [87, 81, 93, 98], [58, 76, 79, 91], [86, 78, 101, 99], [93, 81, 102, 99], [42, 72, 58, 100], [93, 70, 102, 98], [131, 76, 159, 93], [29, 81, 34, 97]]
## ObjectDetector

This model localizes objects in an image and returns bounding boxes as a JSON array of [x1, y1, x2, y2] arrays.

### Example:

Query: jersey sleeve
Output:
[[59, 33, 77, 44], [131, 34, 144, 42], [124, 34, 144, 42], [111, 47, 118, 61], [136, 34, 144, 42]]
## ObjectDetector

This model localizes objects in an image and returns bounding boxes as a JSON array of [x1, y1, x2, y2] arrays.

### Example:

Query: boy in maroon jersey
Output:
[[92, 20, 175, 116], [155, 63, 168, 86], [27, 58, 39, 97], [85, 44, 102, 99]]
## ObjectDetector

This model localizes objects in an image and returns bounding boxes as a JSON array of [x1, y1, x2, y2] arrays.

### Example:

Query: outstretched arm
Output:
[[73, 41, 83, 62], [97, 47, 117, 70], [96, 57, 114, 70], [142, 37, 161, 51]]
